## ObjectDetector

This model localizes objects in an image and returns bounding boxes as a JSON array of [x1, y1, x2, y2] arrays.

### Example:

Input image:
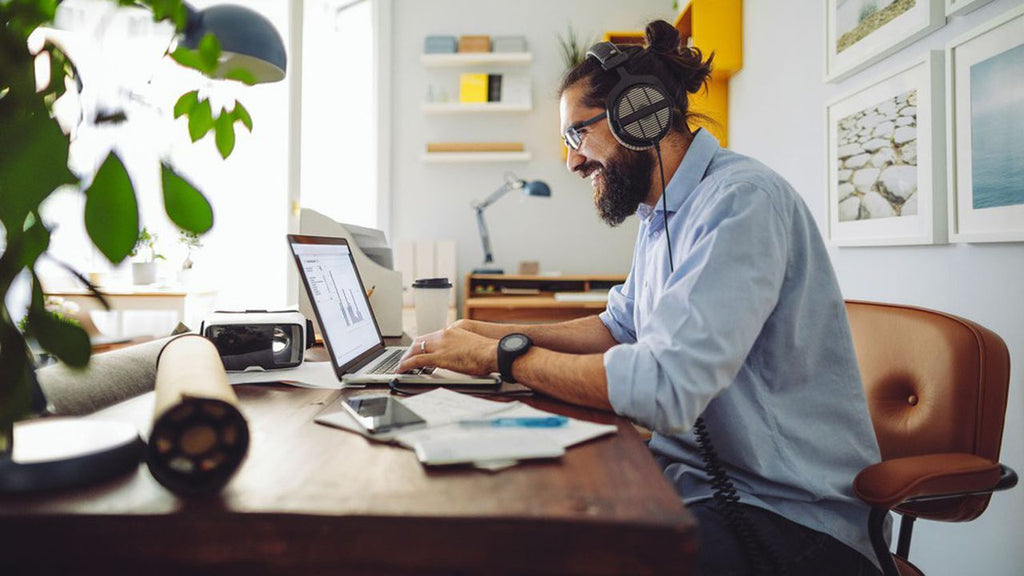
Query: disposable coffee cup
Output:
[[412, 278, 452, 336]]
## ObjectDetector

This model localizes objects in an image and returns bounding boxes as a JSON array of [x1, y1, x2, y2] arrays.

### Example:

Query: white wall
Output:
[[388, 0, 673, 304], [731, 1, 1024, 574]]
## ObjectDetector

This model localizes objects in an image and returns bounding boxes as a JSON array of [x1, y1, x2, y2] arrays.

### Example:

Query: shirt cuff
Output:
[[599, 309, 634, 344], [603, 342, 653, 421]]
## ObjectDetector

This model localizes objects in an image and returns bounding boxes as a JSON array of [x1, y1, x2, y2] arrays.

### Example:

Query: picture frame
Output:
[[946, 4, 1024, 243], [825, 0, 944, 83], [945, 0, 994, 18], [826, 52, 946, 246]]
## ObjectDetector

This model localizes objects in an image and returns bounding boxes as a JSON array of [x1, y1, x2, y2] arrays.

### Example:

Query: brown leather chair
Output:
[[846, 300, 1017, 576]]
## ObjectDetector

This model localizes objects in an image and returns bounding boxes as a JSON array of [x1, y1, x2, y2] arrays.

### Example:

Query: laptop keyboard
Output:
[[367, 349, 429, 375]]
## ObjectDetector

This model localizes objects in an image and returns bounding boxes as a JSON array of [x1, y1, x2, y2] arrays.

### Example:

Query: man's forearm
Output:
[[458, 315, 618, 354], [512, 347, 612, 411]]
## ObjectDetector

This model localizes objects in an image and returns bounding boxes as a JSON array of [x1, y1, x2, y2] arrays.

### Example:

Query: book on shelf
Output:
[[500, 287, 541, 295], [487, 74, 502, 102], [459, 73, 489, 103], [553, 291, 610, 302], [426, 142, 525, 153]]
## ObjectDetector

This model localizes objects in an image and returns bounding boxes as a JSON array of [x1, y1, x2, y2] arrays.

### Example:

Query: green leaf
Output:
[[234, 101, 253, 132], [198, 34, 221, 73], [170, 46, 207, 73], [214, 111, 235, 159], [26, 275, 91, 368], [84, 153, 139, 264], [187, 98, 213, 142], [224, 68, 257, 86], [19, 217, 51, 269], [0, 100, 75, 231], [173, 90, 198, 119], [28, 306, 91, 368], [162, 164, 213, 234]]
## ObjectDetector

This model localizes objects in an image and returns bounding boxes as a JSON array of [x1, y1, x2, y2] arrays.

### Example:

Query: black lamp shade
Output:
[[184, 4, 287, 83]]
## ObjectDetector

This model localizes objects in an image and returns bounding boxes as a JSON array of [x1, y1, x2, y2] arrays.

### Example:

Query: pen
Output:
[[366, 285, 376, 298], [458, 416, 569, 428]]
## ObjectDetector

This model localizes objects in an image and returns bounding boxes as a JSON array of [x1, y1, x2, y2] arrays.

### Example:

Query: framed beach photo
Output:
[[946, 4, 1024, 243], [945, 0, 994, 18], [825, 0, 944, 82], [826, 52, 946, 246]]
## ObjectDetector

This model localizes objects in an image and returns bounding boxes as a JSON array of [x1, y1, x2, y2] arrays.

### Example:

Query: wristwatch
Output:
[[497, 333, 533, 383]]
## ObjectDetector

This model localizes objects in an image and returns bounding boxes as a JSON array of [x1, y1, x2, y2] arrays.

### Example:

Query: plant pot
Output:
[[132, 262, 158, 285]]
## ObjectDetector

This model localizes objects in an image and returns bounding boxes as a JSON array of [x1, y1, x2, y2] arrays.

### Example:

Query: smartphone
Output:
[[341, 394, 426, 434]]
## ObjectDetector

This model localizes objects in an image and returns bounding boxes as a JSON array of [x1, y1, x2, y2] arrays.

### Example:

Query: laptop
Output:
[[288, 234, 500, 387]]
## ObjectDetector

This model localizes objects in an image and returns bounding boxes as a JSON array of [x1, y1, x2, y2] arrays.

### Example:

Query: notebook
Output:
[[288, 234, 500, 386]]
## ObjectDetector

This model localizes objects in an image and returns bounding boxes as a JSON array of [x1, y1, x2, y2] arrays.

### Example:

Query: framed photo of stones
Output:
[[825, 0, 944, 82], [946, 0, 994, 18], [946, 4, 1024, 242], [826, 52, 946, 246]]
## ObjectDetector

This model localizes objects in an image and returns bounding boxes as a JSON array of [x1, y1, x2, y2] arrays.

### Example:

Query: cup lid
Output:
[[412, 277, 452, 289]]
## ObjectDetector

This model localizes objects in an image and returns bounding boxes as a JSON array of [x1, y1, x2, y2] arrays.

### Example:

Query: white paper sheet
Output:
[[226, 361, 345, 389]]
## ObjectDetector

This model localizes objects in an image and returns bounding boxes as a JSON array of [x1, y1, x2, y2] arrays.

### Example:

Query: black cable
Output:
[[654, 143, 674, 273], [653, 140, 785, 576]]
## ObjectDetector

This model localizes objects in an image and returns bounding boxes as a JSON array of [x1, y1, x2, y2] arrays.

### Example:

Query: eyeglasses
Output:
[[562, 110, 607, 151]]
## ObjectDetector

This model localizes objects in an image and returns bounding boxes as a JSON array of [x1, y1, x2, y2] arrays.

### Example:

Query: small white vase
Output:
[[132, 262, 158, 285]]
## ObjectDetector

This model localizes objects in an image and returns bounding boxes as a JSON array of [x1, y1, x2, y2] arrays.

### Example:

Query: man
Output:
[[399, 20, 882, 576]]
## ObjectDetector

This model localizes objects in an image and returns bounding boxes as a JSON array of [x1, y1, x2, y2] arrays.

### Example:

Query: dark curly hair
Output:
[[558, 20, 714, 135]]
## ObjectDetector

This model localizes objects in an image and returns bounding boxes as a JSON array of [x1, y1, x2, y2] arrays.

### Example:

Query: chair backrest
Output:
[[845, 300, 1011, 522]]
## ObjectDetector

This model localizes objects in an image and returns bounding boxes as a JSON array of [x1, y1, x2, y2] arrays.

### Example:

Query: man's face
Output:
[[560, 83, 654, 226]]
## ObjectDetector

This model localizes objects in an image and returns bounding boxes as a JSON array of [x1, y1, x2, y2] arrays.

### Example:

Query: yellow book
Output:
[[459, 73, 489, 103]]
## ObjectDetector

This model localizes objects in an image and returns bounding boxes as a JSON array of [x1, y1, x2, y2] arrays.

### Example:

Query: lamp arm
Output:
[[473, 179, 521, 211], [475, 206, 494, 265]]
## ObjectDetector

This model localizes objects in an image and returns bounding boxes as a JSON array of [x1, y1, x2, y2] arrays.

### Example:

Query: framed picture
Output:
[[946, 4, 1024, 243], [825, 0, 944, 82], [946, 0, 994, 18], [826, 52, 946, 246]]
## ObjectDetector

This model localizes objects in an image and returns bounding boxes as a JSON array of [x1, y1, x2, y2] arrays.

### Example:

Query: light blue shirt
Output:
[[600, 129, 881, 565]]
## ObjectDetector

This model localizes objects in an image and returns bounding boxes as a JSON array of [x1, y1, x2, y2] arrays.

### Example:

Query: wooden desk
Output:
[[0, 384, 695, 574], [464, 274, 626, 323]]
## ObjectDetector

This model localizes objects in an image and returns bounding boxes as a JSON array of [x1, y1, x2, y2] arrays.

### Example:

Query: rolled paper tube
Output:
[[148, 334, 249, 496]]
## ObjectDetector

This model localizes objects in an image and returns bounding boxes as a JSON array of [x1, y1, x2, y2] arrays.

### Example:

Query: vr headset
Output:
[[201, 310, 315, 371]]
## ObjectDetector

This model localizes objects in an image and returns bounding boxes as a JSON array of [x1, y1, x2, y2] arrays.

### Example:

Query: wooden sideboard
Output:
[[463, 273, 626, 323]]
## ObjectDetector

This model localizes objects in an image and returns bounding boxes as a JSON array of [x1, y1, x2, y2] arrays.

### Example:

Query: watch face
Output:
[[501, 334, 529, 353]]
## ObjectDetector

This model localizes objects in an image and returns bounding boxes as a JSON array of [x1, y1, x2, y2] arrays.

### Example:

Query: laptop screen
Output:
[[289, 237, 384, 369]]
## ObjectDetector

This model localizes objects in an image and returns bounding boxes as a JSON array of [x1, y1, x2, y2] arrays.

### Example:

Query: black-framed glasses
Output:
[[562, 110, 607, 150]]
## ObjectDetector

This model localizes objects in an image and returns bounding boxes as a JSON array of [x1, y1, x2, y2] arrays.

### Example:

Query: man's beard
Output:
[[586, 147, 654, 227]]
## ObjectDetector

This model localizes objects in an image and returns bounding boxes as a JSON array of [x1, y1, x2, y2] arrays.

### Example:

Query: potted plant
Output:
[[0, 0, 262, 452], [129, 227, 165, 285], [177, 228, 203, 285]]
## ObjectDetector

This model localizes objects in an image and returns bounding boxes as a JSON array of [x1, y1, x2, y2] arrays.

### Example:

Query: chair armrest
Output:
[[854, 453, 1003, 509]]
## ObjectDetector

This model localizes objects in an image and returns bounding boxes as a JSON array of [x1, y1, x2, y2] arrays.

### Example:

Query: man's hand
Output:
[[397, 326, 499, 376]]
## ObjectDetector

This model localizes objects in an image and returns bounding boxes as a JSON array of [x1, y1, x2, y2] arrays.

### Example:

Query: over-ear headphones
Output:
[[585, 42, 673, 150]]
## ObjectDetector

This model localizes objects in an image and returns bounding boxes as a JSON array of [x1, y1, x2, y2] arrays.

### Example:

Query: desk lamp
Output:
[[182, 3, 287, 83], [472, 173, 551, 275]]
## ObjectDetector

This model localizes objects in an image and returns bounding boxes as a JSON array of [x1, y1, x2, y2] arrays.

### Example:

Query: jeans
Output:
[[690, 499, 882, 576]]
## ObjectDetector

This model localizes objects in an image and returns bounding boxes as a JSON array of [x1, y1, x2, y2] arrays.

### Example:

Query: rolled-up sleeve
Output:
[[605, 183, 789, 434], [600, 267, 637, 344]]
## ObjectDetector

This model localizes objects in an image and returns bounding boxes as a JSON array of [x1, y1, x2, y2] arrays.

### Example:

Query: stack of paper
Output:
[[315, 389, 617, 471]]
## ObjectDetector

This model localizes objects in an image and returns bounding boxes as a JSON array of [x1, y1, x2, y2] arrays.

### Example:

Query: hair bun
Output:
[[645, 20, 681, 55]]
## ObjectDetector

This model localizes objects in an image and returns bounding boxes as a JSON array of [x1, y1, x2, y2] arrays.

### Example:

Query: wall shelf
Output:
[[422, 102, 532, 114], [422, 152, 532, 163], [420, 52, 533, 67]]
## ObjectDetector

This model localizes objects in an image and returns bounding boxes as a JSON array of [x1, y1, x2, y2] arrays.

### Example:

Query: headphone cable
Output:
[[653, 139, 786, 576]]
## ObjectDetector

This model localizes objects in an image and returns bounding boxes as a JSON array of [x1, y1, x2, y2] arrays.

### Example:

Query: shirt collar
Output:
[[638, 128, 720, 218]]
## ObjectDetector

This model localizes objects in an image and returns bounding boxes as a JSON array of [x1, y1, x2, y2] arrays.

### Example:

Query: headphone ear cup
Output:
[[607, 81, 673, 150]]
